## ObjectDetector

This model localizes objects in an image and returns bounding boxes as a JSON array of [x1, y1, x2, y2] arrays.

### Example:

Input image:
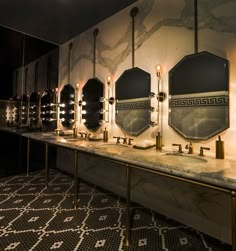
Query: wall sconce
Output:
[[73, 83, 80, 137], [155, 64, 166, 102]]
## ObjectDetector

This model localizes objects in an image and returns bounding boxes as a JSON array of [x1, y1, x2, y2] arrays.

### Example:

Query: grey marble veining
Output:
[[22, 131, 236, 191], [59, 0, 236, 80]]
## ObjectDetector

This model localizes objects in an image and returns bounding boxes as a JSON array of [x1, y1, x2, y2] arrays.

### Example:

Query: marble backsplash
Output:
[[57, 0, 236, 159]]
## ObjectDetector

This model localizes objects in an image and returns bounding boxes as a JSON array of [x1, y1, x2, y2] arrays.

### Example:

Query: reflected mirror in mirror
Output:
[[115, 67, 151, 136], [169, 51, 229, 140], [21, 94, 29, 125], [0, 26, 59, 100], [82, 78, 104, 131], [41, 89, 57, 130], [7, 96, 20, 126], [60, 84, 75, 128], [29, 91, 40, 127]]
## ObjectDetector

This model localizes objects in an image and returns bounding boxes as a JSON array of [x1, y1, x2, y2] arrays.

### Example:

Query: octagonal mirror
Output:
[[60, 84, 75, 128], [169, 51, 229, 140], [41, 89, 57, 130], [115, 67, 151, 136], [21, 94, 29, 126], [82, 78, 104, 131]]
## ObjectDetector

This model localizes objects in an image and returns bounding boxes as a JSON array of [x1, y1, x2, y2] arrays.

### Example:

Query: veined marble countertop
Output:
[[21, 131, 236, 191]]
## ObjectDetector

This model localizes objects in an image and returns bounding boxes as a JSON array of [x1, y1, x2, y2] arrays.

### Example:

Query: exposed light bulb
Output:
[[156, 64, 161, 77]]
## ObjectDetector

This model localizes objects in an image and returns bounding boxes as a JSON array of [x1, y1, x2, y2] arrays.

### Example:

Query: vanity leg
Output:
[[74, 150, 79, 209], [125, 164, 131, 246], [26, 138, 30, 176], [45, 143, 49, 187], [232, 191, 236, 251]]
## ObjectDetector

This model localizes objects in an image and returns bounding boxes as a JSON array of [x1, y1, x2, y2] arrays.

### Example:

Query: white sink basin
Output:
[[162, 152, 207, 163], [96, 143, 129, 154], [64, 137, 83, 142]]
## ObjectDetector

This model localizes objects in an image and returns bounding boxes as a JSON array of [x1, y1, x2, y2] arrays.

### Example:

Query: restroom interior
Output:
[[0, 0, 235, 250]]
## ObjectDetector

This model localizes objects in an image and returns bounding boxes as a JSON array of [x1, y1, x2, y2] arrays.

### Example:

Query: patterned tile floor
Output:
[[0, 169, 232, 251]]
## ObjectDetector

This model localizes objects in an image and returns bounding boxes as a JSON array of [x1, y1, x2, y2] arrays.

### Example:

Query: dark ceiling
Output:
[[0, 0, 136, 68], [0, 0, 136, 45]]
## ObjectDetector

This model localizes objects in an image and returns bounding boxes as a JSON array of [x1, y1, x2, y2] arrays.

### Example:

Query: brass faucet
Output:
[[79, 132, 91, 139], [199, 146, 210, 156], [120, 136, 127, 144], [113, 136, 134, 145], [172, 143, 183, 153], [113, 136, 121, 144]]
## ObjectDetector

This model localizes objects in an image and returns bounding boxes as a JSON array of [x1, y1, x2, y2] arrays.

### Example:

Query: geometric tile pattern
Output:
[[0, 169, 231, 251]]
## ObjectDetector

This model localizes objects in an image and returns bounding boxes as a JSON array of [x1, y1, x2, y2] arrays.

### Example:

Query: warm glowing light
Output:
[[156, 64, 161, 76], [82, 119, 86, 123], [82, 101, 86, 106], [55, 88, 58, 93], [82, 110, 87, 114], [107, 76, 111, 85], [76, 83, 80, 89]]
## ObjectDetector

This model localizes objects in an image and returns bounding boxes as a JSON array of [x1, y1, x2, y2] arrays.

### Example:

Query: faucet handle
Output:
[[128, 138, 134, 145], [79, 132, 84, 138], [199, 146, 210, 156], [172, 143, 183, 153], [113, 136, 120, 144], [185, 141, 193, 154], [85, 132, 91, 140]]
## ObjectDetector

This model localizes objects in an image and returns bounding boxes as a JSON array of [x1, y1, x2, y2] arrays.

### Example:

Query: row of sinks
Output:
[[98, 143, 207, 163], [40, 132, 208, 164]]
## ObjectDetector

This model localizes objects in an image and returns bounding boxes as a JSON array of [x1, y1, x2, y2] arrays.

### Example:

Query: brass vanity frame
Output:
[[25, 136, 236, 250], [26, 137, 80, 209]]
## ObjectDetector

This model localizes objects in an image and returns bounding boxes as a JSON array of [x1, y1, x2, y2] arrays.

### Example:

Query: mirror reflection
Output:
[[169, 51, 229, 140], [29, 91, 40, 128], [0, 25, 58, 99], [82, 78, 104, 131], [115, 67, 151, 136], [41, 89, 57, 130], [60, 84, 75, 128], [20, 94, 29, 126]]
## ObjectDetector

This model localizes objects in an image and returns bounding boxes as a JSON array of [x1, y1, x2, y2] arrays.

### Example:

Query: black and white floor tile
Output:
[[0, 169, 231, 250]]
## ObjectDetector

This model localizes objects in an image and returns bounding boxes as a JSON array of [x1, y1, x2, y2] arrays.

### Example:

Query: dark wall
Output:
[[0, 65, 13, 99], [0, 26, 58, 99]]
